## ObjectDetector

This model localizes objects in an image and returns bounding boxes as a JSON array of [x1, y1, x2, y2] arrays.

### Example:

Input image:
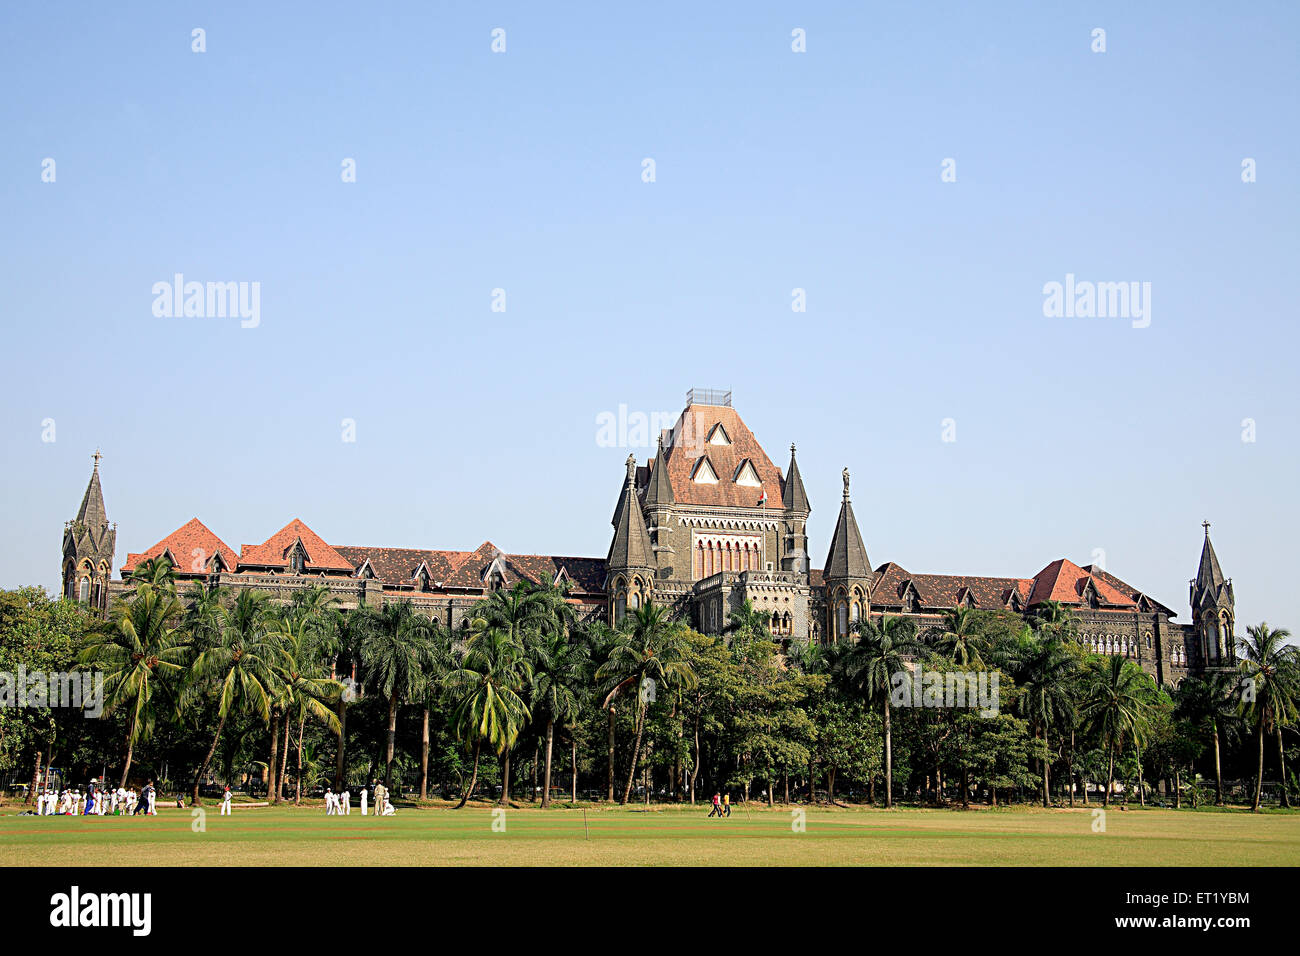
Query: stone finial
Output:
[[842, 467, 851, 499]]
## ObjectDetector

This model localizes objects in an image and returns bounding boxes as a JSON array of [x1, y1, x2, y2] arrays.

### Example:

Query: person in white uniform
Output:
[[221, 785, 233, 815], [341, 788, 351, 815]]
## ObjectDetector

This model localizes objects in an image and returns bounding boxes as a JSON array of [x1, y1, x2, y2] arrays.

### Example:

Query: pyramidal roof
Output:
[[782, 444, 810, 513], [75, 460, 108, 529], [823, 469, 871, 579], [607, 455, 655, 571], [644, 436, 675, 509], [1192, 524, 1230, 607], [653, 403, 785, 509]]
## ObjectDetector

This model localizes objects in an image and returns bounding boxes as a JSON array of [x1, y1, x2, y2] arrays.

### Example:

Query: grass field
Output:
[[2, 802, 1298, 866]]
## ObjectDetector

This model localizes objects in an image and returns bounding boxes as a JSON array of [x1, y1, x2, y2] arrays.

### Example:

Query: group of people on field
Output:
[[708, 792, 732, 818], [35, 778, 157, 816], [323, 782, 393, 816]]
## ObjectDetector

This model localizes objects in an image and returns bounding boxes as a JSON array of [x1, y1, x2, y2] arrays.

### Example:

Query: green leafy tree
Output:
[[1237, 623, 1299, 811], [841, 614, 918, 808], [448, 627, 532, 808]]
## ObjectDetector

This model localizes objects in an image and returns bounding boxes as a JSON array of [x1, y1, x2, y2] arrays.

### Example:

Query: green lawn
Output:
[[2, 802, 1297, 866]]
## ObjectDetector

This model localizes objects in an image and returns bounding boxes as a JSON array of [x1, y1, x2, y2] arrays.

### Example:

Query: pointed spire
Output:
[[607, 453, 655, 571], [1192, 521, 1226, 605], [644, 435, 675, 509], [75, 452, 108, 529], [824, 467, 870, 580], [782, 443, 810, 513]]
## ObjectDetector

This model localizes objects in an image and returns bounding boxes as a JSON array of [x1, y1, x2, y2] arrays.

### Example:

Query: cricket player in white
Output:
[[341, 788, 351, 815], [359, 786, 368, 816], [221, 786, 232, 815], [325, 788, 335, 814]]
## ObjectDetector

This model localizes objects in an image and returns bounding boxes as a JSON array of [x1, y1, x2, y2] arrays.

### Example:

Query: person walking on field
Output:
[[708, 792, 722, 818], [723, 793, 731, 817]]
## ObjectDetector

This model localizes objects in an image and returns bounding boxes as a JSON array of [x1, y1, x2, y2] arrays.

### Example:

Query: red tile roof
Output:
[[648, 404, 786, 510], [334, 541, 606, 594], [122, 518, 237, 576], [237, 519, 355, 572], [871, 562, 1033, 610], [1027, 558, 1135, 608]]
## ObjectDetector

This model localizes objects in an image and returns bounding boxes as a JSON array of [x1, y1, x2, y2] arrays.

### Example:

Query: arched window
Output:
[[836, 602, 848, 640], [78, 577, 90, 603], [696, 543, 704, 580]]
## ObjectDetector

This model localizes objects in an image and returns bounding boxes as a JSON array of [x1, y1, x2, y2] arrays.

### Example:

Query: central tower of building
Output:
[[605, 389, 813, 641]]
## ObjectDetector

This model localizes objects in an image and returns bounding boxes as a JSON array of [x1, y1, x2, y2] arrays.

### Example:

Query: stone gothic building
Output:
[[64, 390, 1235, 686]]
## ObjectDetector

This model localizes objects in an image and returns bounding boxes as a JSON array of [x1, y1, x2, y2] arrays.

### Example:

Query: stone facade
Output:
[[67, 392, 1235, 686]]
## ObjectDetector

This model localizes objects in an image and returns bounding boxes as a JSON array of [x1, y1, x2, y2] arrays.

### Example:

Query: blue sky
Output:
[[1, 2, 1296, 633]]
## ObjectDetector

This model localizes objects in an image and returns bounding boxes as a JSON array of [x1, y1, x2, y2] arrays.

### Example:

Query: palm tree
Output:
[[78, 582, 188, 787], [416, 620, 455, 800], [1173, 671, 1238, 805], [1032, 600, 1078, 643], [726, 599, 771, 642], [1081, 655, 1152, 806], [1016, 632, 1078, 806], [927, 606, 986, 667], [447, 628, 532, 808], [184, 588, 280, 805], [275, 590, 344, 804], [1238, 623, 1299, 811], [840, 615, 917, 808], [126, 555, 178, 594], [530, 628, 588, 807], [357, 600, 438, 790], [597, 601, 696, 805]]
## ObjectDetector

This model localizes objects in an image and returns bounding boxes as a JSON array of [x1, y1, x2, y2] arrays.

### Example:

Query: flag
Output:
[[758, 490, 767, 508]]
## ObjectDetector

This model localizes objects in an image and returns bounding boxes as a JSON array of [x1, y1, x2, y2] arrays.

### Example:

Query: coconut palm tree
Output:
[[357, 600, 438, 790], [1081, 655, 1152, 806], [1173, 671, 1239, 805], [529, 628, 588, 807], [1032, 600, 1078, 643], [927, 606, 986, 667], [415, 620, 455, 801], [184, 588, 280, 805], [1237, 623, 1299, 811], [78, 582, 188, 787], [1016, 632, 1078, 806], [275, 590, 344, 804], [840, 614, 918, 808], [596, 601, 696, 805], [447, 627, 532, 808], [726, 599, 771, 642]]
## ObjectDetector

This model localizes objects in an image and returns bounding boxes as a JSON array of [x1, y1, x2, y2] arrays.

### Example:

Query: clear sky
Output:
[[2, 2, 1296, 634]]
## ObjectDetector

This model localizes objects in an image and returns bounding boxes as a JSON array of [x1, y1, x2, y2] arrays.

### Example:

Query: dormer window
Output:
[[706, 423, 731, 446], [733, 459, 761, 488], [691, 456, 719, 484]]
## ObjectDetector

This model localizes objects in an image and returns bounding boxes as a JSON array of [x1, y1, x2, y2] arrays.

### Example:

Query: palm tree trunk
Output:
[[294, 712, 306, 806], [883, 695, 893, 809], [28, 750, 42, 805], [383, 692, 398, 789], [690, 716, 700, 804], [1277, 728, 1290, 809], [1067, 728, 1075, 808], [499, 749, 511, 806], [267, 711, 279, 801], [1104, 742, 1115, 807], [418, 707, 430, 801], [277, 716, 290, 803], [1041, 722, 1051, 808], [570, 735, 578, 803], [1174, 765, 1181, 808], [606, 704, 616, 801], [1136, 742, 1145, 807], [119, 718, 136, 790], [620, 700, 647, 804], [531, 742, 539, 802], [542, 719, 555, 808], [190, 713, 228, 806], [1212, 720, 1223, 805], [455, 740, 481, 809], [1252, 722, 1265, 812], [334, 695, 347, 791]]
